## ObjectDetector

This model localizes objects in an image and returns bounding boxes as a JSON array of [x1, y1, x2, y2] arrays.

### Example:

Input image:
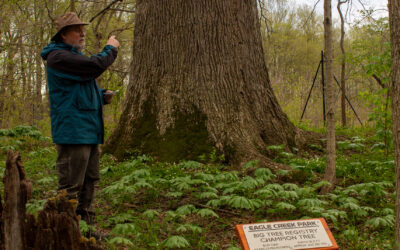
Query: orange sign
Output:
[[236, 218, 338, 250]]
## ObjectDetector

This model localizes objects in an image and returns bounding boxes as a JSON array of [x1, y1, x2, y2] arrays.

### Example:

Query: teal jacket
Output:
[[41, 42, 117, 144]]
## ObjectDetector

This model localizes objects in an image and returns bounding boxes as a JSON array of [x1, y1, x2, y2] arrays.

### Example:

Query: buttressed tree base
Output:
[[104, 0, 315, 169]]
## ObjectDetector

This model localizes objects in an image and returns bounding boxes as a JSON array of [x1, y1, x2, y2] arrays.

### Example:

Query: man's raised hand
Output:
[[107, 35, 120, 48]]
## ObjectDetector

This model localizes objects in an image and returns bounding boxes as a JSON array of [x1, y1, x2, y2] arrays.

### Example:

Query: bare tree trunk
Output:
[[0, 151, 103, 250], [337, 0, 347, 127], [388, 0, 400, 248], [321, 0, 336, 193], [104, 0, 310, 169], [2, 151, 32, 250]]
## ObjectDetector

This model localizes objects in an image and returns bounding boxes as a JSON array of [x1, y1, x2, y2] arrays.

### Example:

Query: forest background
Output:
[[0, 0, 396, 249], [0, 0, 390, 132]]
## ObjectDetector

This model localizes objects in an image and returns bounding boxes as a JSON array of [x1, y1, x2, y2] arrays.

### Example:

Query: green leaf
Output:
[[282, 183, 299, 191], [171, 176, 192, 191], [194, 173, 215, 181], [142, 209, 160, 219], [130, 168, 151, 178], [228, 196, 255, 210], [242, 160, 259, 169], [254, 168, 274, 181], [223, 186, 238, 195], [109, 213, 135, 224], [37, 176, 56, 185], [312, 180, 332, 190], [206, 199, 221, 208], [79, 220, 95, 235], [365, 217, 390, 229], [341, 201, 361, 211], [276, 170, 289, 176], [215, 172, 239, 182], [108, 236, 134, 246], [267, 145, 284, 151], [133, 180, 153, 189], [265, 183, 284, 192], [202, 186, 218, 193], [26, 199, 47, 217], [371, 143, 386, 150], [163, 236, 190, 248], [111, 223, 136, 236], [197, 208, 219, 218], [165, 211, 179, 220], [185, 224, 202, 233], [298, 198, 327, 208], [381, 208, 394, 215], [179, 160, 202, 169], [278, 190, 299, 200], [176, 204, 196, 215], [254, 187, 278, 198], [275, 202, 296, 211], [341, 229, 358, 238], [166, 192, 183, 198], [227, 246, 242, 250], [199, 192, 219, 200]]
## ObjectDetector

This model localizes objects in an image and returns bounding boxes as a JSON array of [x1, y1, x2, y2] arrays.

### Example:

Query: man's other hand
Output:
[[107, 36, 120, 48], [103, 90, 115, 104]]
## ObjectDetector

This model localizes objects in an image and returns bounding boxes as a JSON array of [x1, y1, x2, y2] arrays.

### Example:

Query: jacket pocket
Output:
[[76, 84, 98, 111]]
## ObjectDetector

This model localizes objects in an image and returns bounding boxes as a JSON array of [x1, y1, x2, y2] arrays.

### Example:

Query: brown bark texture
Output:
[[2, 151, 32, 250], [389, 0, 400, 248], [104, 0, 309, 170], [321, 0, 336, 193], [0, 151, 102, 250]]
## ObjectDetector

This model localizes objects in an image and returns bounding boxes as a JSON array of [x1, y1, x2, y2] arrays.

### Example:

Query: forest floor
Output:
[[0, 125, 395, 249]]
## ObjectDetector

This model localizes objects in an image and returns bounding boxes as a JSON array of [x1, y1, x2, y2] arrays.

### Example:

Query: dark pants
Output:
[[55, 144, 100, 212]]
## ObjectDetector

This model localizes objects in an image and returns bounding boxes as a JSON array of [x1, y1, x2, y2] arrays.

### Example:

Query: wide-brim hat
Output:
[[51, 12, 89, 41]]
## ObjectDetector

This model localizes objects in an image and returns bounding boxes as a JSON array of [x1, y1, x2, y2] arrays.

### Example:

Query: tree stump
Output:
[[0, 151, 103, 250]]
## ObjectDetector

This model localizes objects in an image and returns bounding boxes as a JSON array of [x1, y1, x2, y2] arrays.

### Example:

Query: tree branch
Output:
[[89, 0, 123, 23], [109, 8, 135, 13], [302, 0, 322, 28], [372, 74, 386, 89]]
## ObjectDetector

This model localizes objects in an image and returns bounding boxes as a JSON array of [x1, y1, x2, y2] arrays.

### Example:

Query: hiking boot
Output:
[[88, 230, 109, 241], [76, 209, 96, 225], [76, 209, 109, 240]]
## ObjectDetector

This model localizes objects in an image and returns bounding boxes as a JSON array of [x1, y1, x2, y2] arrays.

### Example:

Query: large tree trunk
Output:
[[104, 0, 307, 169], [321, 0, 336, 193], [388, 0, 400, 248]]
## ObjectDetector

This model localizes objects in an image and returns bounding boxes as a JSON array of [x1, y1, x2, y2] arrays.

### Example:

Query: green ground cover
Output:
[[0, 125, 395, 249]]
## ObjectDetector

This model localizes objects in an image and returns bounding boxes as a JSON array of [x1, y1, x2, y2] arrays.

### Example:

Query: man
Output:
[[41, 12, 119, 232]]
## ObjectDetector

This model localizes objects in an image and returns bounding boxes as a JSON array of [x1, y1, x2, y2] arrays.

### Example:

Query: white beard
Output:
[[73, 39, 85, 53]]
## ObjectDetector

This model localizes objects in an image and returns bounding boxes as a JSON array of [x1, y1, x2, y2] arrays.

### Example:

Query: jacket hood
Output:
[[41, 42, 73, 60]]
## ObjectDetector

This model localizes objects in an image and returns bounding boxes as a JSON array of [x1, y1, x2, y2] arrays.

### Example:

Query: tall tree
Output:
[[338, 0, 347, 127], [104, 0, 312, 168], [388, 0, 400, 248], [322, 0, 336, 193]]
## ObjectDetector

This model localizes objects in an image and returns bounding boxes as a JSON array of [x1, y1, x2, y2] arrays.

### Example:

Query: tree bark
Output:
[[2, 151, 31, 250], [104, 0, 308, 169], [321, 0, 336, 193], [0, 151, 103, 250], [388, 0, 400, 248], [337, 0, 347, 127]]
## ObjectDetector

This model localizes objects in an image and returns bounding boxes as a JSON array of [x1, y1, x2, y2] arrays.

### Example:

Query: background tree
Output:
[[338, 0, 348, 127], [103, 0, 315, 168], [321, 0, 336, 193], [388, 0, 400, 248]]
